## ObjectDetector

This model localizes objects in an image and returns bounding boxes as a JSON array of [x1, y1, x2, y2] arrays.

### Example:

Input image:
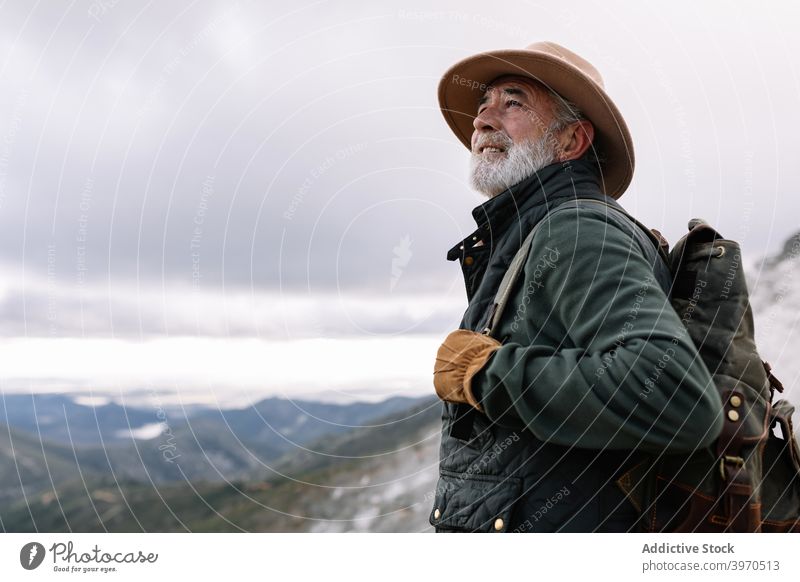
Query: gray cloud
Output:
[[0, 259, 466, 338], [0, 0, 798, 341]]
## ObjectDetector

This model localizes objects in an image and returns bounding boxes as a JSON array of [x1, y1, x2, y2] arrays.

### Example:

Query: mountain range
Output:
[[1, 394, 442, 532], [2, 228, 799, 533]]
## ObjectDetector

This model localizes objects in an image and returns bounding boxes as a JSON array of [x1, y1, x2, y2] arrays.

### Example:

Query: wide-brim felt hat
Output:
[[438, 41, 634, 199]]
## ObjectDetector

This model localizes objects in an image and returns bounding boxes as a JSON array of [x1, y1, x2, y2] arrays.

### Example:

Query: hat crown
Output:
[[524, 41, 604, 89]]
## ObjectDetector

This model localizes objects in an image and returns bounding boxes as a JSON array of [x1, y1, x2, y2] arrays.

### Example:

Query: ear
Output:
[[556, 120, 595, 161]]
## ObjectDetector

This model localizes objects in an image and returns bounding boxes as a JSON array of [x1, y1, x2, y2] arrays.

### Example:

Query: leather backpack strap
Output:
[[481, 199, 584, 338], [451, 202, 584, 440], [481, 219, 543, 337], [715, 398, 761, 532]]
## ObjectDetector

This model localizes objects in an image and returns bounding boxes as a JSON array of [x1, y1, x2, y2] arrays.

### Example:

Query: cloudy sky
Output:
[[0, 0, 798, 404]]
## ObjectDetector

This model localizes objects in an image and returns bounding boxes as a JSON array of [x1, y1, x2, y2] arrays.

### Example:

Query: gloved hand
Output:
[[433, 329, 502, 412]]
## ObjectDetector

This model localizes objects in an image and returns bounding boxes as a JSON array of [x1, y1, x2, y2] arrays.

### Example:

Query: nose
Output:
[[472, 104, 501, 151], [473, 105, 499, 133]]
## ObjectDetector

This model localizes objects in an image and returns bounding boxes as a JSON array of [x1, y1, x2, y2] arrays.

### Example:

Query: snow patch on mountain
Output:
[[748, 231, 800, 402]]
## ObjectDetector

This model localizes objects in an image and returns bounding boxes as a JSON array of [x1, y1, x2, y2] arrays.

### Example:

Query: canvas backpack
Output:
[[483, 198, 800, 532]]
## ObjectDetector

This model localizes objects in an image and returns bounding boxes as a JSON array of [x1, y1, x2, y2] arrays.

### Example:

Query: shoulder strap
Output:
[[481, 199, 666, 338], [481, 200, 578, 337], [566, 199, 668, 261]]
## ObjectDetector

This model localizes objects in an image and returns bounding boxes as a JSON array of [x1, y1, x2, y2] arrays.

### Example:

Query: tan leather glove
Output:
[[433, 329, 502, 412]]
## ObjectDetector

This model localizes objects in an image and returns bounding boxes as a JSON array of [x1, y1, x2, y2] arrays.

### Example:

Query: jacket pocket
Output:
[[429, 469, 521, 532]]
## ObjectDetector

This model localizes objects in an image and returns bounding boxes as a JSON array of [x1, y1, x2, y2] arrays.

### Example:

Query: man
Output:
[[430, 42, 724, 532]]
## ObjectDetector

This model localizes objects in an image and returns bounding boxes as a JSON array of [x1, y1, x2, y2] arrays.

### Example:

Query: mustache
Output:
[[472, 131, 514, 153]]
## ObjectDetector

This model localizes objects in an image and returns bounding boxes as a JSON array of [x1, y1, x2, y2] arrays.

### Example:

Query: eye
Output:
[[506, 99, 522, 108]]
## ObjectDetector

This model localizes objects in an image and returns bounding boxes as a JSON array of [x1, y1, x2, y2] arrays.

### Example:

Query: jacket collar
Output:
[[448, 157, 603, 260]]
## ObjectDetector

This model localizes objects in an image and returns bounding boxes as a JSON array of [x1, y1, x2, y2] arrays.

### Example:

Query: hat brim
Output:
[[438, 49, 634, 199]]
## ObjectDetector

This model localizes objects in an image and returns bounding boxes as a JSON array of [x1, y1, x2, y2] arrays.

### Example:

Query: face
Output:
[[471, 75, 559, 155], [469, 76, 564, 197]]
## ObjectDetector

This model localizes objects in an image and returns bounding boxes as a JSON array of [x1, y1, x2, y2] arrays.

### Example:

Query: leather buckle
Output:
[[719, 455, 745, 481]]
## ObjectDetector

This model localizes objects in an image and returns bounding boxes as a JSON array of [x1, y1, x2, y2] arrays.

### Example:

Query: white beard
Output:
[[469, 131, 560, 198]]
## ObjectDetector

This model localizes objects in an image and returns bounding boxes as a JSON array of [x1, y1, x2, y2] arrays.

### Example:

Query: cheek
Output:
[[498, 117, 522, 139], [507, 118, 542, 143]]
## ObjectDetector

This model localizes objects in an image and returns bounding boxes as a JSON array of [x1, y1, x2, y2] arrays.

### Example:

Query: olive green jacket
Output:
[[471, 198, 725, 453]]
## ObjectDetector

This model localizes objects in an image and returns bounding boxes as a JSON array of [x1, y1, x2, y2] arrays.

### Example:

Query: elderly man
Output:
[[430, 42, 723, 532]]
